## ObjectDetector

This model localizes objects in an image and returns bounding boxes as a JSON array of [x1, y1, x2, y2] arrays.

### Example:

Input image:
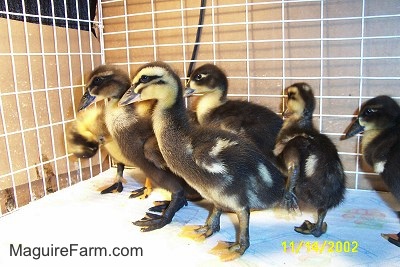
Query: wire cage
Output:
[[1, 0, 399, 217], [0, 0, 106, 215]]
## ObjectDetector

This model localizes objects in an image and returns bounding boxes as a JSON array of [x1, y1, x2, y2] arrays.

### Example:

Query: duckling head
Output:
[[343, 95, 400, 139], [283, 82, 315, 121], [119, 61, 182, 107], [78, 65, 131, 110], [185, 64, 228, 99]]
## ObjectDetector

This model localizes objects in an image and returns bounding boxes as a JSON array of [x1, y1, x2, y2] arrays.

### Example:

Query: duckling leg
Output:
[[129, 178, 153, 199], [313, 209, 328, 237], [129, 136, 161, 199], [180, 207, 222, 241], [210, 207, 250, 261], [133, 190, 187, 232], [99, 163, 125, 194], [142, 181, 203, 213], [279, 146, 301, 213], [295, 208, 328, 237], [282, 163, 300, 213]]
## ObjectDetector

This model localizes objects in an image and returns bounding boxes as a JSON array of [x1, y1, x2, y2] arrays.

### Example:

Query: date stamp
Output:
[[281, 240, 359, 254]]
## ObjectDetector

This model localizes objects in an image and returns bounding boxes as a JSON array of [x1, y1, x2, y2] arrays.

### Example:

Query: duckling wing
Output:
[[143, 136, 168, 170], [190, 132, 238, 175], [207, 100, 283, 153], [370, 127, 400, 201], [364, 128, 400, 168], [381, 140, 400, 201], [212, 100, 281, 126]]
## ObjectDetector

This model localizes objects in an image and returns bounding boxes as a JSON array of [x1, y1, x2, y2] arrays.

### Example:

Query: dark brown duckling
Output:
[[68, 92, 131, 195], [75, 64, 200, 231], [343, 95, 400, 247], [119, 61, 285, 261], [185, 63, 283, 158], [274, 82, 346, 237]]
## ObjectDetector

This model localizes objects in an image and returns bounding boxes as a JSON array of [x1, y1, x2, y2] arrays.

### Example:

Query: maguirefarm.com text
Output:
[[10, 243, 143, 260]]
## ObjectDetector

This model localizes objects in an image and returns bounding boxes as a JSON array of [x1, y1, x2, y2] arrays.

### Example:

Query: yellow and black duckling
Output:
[[77, 64, 200, 231], [342, 95, 400, 247], [119, 61, 285, 261], [67, 105, 155, 196], [185, 64, 283, 158], [68, 66, 151, 197], [68, 91, 131, 195], [274, 83, 346, 237]]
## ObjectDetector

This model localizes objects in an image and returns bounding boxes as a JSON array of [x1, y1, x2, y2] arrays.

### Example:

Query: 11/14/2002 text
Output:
[[281, 240, 359, 254]]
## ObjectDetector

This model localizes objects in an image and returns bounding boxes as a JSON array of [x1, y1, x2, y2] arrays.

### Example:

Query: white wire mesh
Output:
[[99, 0, 400, 192], [0, 0, 105, 216]]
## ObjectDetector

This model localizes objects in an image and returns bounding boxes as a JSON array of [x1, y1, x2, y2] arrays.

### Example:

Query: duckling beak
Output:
[[78, 90, 97, 111], [342, 118, 365, 140], [184, 88, 195, 97], [118, 87, 141, 106]]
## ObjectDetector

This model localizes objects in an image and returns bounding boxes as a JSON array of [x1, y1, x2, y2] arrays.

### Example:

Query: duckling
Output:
[[342, 95, 400, 247], [274, 83, 346, 237], [68, 66, 152, 197], [80, 64, 200, 231], [185, 64, 283, 158], [118, 61, 285, 261]]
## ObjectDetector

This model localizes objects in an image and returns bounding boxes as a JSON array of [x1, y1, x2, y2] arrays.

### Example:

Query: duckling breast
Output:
[[105, 104, 139, 135]]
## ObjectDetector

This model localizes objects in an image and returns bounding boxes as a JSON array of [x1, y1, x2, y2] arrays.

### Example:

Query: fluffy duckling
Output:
[[185, 64, 283, 158], [67, 94, 130, 194], [342, 95, 400, 247], [67, 104, 129, 193], [274, 83, 346, 237], [67, 104, 155, 195], [68, 66, 151, 197], [80, 64, 200, 231], [119, 61, 285, 261]]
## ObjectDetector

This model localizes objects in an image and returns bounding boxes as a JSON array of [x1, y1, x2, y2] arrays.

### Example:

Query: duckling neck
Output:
[[361, 129, 382, 154], [152, 95, 192, 141], [283, 113, 314, 131], [196, 90, 226, 124], [297, 116, 314, 130]]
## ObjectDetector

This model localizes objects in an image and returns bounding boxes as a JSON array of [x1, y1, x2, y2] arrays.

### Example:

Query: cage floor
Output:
[[1, 168, 399, 266]]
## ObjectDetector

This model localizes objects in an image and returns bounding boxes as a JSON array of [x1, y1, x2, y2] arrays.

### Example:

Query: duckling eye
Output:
[[92, 77, 104, 86], [140, 75, 150, 83], [194, 74, 203, 81], [364, 108, 377, 116]]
